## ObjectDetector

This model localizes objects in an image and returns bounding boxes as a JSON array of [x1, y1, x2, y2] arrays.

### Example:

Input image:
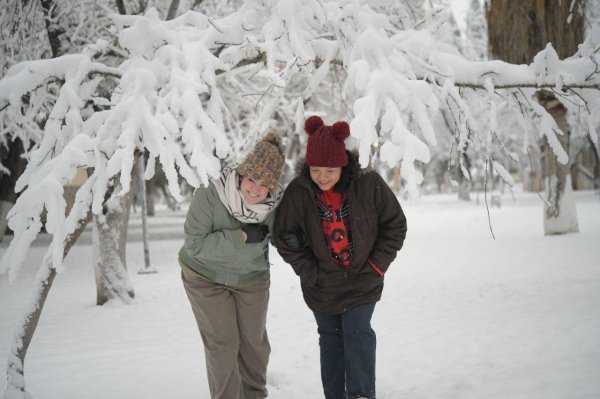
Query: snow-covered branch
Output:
[[0, 54, 121, 112], [1, 0, 600, 283]]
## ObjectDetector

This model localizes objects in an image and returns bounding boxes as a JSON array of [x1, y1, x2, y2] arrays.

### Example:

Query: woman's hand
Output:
[[279, 229, 306, 249], [242, 224, 269, 243]]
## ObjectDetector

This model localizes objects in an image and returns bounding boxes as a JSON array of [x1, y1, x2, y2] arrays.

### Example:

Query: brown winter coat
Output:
[[273, 152, 407, 315]]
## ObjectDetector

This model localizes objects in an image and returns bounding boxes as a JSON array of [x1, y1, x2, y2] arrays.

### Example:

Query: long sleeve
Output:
[[273, 182, 320, 287], [367, 172, 407, 273], [183, 185, 245, 264]]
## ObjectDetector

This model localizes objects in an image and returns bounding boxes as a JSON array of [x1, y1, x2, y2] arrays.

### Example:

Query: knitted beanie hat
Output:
[[237, 131, 285, 189], [304, 116, 350, 167]]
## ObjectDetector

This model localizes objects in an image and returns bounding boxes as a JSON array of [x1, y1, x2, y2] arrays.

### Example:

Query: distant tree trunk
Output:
[[115, 0, 127, 15], [487, 0, 584, 234], [457, 153, 472, 202], [4, 210, 92, 399], [452, 150, 471, 201], [0, 201, 11, 241], [591, 136, 600, 190], [390, 165, 402, 194], [166, 0, 181, 20], [145, 177, 156, 216], [0, 138, 28, 242], [519, 146, 543, 192], [40, 0, 67, 58]]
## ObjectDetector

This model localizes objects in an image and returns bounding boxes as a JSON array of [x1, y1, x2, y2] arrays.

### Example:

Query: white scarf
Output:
[[212, 167, 283, 223]]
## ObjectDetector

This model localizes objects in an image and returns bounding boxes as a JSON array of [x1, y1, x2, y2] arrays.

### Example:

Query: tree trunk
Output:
[[0, 201, 12, 241], [589, 135, 600, 190], [4, 210, 92, 399], [137, 154, 152, 272], [487, 0, 584, 234], [520, 147, 543, 192], [541, 96, 578, 234], [486, 0, 584, 64], [166, 0, 181, 20], [40, 0, 67, 58], [0, 138, 28, 242], [455, 153, 472, 201], [92, 192, 135, 305], [145, 177, 155, 217], [115, 0, 127, 15], [93, 163, 135, 305]]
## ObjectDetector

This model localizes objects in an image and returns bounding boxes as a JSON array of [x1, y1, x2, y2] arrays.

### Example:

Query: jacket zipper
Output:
[[310, 189, 352, 279], [225, 250, 240, 286]]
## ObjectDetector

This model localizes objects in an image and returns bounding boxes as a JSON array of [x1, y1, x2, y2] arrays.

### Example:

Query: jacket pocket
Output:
[[235, 243, 269, 273], [368, 259, 384, 276]]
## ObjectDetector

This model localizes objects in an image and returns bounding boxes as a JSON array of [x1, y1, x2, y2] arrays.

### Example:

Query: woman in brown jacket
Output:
[[274, 116, 407, 399]]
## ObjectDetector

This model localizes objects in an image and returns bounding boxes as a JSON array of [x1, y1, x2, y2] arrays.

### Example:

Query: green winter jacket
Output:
[[178, 181, 274, 287]]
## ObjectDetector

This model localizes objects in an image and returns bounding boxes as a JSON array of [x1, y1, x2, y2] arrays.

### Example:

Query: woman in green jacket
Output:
[[179, 132, 285, 399]]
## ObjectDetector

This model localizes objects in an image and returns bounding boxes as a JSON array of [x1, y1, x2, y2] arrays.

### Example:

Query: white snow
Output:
[[3, 1, 599, 288], [1, 189, 599, 399]]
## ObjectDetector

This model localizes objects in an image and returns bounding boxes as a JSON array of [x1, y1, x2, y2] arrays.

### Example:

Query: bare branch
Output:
[[450, 81, 600, 91], [484, 159, 496, 240]]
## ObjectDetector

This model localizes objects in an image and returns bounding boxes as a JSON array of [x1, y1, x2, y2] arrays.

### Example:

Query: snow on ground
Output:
[[1, 190, 599, 399]]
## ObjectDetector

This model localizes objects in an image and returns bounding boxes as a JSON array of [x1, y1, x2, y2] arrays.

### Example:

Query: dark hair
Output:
[[302, 150, 360, 192]]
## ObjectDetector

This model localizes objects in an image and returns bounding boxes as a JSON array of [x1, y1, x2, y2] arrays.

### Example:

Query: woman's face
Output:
[[240, 175, 270, 204], [309, 166, 342, 191]]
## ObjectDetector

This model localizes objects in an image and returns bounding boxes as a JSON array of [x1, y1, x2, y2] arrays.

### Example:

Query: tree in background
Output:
[[1, 1, 599, 396], [0, 0, 139, 305], [487, 0, 586, 234]]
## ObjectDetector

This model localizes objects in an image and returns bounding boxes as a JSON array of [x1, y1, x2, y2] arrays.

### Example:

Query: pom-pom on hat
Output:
[[238, 131, 285, 189], [304, 115, 350, 167]]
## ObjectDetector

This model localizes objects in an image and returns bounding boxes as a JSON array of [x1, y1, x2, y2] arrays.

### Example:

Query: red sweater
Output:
[[317, 189, 352, 268]]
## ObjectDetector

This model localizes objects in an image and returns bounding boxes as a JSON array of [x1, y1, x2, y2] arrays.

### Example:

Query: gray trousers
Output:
[[181, 265, 270, 399]]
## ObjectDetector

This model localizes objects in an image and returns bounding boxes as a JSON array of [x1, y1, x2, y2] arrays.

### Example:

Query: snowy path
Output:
[[1, 191, 599, 398]]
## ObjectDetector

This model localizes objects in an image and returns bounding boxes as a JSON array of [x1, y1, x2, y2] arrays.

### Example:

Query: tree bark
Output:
[[93, 163, 135, 305], [40, 0, 67, 58], [457, 153, 472, 202], [4, 209, 92, 399], [0, 201, 12, 241], [115, 0, 126, 15], [591, 136, 600, 190], [0, 138, 27, 242], [145, 175, 156, 217], [166, 0, 181, 20], [93, 192, 135, 305], [487, 0, 584, 63], [487, 0, 584, 234], [540, 95, 579, 234]]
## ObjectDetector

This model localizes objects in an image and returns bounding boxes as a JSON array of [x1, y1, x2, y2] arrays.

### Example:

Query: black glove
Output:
[[280, 229, 306, 249], [242, 224, 269, 244]]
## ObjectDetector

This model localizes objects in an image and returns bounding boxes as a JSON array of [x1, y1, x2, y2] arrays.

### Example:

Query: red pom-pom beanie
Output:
[[304, 116, 350, 167]]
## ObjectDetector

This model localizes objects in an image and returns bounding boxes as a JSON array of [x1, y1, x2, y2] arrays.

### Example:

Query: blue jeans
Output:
[[313, 303, 376, 399]]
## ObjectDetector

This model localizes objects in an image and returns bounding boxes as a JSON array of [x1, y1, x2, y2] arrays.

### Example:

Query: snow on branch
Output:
[[1, 0, 600, 281], [0, 53, 121, 112]]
